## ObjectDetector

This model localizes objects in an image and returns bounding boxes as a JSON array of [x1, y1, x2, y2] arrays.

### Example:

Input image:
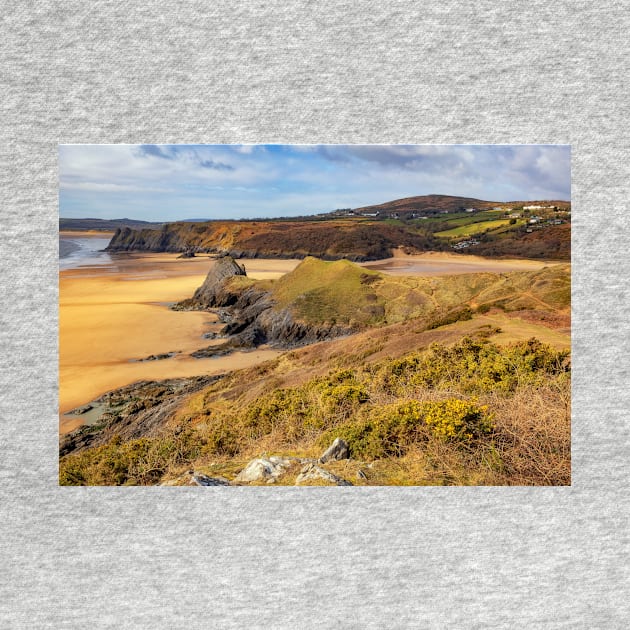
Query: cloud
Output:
[[137, 144, 174, 160], [135, 145, 235, 171], [59, 144, 570, 221], [308, 144, 570, 199], [313, 145, 473, 172], [199, 159, 234, 171], [60, 181, 175, 193]]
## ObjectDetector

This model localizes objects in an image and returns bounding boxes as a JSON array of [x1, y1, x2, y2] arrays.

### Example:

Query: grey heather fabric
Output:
[[1, 1, 628, 627]]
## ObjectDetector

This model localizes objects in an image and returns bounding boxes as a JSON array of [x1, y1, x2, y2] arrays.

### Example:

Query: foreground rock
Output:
[[234, 457, 294, 484], [295, 463, 353, 486], [319, 437, 350, 463], [189, 473, 230, 486]]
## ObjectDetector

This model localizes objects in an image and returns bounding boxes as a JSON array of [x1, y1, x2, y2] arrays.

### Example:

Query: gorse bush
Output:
[[422, 398, 493, 440], [199, 370, 371, 452], [374, 337, 569, 394], [320, 398, 493, 459]]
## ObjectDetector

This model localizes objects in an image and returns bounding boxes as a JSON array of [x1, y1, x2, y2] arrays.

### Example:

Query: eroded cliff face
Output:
[[106, 225, 194, 252], [104, 220, 439, 260]]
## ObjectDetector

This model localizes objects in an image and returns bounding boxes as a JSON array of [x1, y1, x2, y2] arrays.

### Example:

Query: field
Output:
[[435, 219, 512, 238]]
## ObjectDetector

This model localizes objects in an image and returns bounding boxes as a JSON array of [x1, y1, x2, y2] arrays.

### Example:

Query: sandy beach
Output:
[[59, 252, 300, 433], [361, 249, 562, 275]]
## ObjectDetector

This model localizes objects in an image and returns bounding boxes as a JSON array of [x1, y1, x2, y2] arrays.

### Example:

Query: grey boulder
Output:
[[234, 457, 293, 483], [295, 463, 353, 486], [319, 437, 350, 463], [189, 473, 230, 486]]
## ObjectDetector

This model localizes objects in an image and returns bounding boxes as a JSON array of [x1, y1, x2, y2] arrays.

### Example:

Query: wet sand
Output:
[[60, 230, 115, 238], [59, 254, 300, 433], [361, 250, 564, 276]]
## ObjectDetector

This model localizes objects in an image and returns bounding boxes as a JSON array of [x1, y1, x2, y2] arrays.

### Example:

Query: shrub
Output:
[[200, 370, 371, 454], [59, 423, 201, 486], [322, 398, 494, 459], [374, 337, 569, 395], [426, 307, 473, 329], [422, 398, 493, 440]]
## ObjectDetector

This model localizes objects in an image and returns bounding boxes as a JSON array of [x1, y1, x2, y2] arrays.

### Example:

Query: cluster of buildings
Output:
[[452, 239, 480, 250]]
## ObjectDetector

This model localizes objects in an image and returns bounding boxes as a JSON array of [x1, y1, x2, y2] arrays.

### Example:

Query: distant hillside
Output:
[[352, 194, 497, 216], [98, 194, 570, 261], [349, 194, 570, 218], [59, 217, 164, 231]]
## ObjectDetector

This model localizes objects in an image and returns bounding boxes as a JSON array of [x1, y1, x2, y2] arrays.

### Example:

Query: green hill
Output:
[[259, 257, 570, 330]]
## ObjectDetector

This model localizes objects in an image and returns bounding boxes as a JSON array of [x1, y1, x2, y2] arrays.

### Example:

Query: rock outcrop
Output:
[[319, 438, 350, 463], [175, 256, 247, 310], [180, 258, 354, 354], [295, 463, 353, 486], [233, 457, 295, 484], [59, 376, 223, 457]]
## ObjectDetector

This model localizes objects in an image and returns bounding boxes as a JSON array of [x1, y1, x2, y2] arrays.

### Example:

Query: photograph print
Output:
[[59, 144, 571, 486]]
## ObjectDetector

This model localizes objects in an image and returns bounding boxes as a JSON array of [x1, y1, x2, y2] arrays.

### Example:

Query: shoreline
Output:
[[59, 229, 116, 239], [59, 254, 299, 433]]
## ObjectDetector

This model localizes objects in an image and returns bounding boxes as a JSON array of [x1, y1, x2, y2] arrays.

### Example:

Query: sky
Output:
[[59, 144, 571, 221]]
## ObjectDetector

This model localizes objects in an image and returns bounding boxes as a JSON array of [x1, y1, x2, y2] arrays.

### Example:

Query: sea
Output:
[[59, 233, 114, 270]]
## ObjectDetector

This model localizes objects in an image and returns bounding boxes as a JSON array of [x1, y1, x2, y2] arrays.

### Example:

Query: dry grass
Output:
[[182, 381, 570, 486], [487, 386, 571, 485], [63, 377, 570, 486]]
